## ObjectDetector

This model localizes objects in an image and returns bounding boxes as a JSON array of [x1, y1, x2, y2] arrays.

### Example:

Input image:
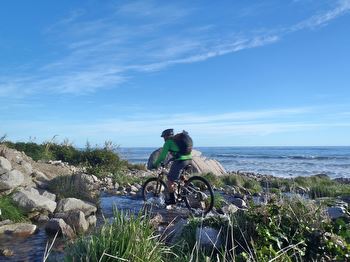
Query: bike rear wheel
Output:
[[184, 176, 214, 216], [142, 178, 168, 205]]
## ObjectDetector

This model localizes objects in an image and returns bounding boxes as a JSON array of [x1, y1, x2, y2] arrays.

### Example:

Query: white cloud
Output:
[[1, 1, 349, 97]]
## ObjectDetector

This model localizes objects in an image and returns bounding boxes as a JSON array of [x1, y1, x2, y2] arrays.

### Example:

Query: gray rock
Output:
[[114, 182, 119, 189], [221, 204, 239, 215], [0, 223, 37, 237], [0, 157, 12, 174], [0, 220, 13, 226], [56, 198, 97, 216], [12, 189, 57, 213], [21, 161, 33, 175], [86, 215, 97, 227], [32, 170, 49, 182], [195, 226, 223, 250], [231, 198, 248, 209], [0, 170, 24, 191], [66, 210, 89, 233], [148, 149, 226, 176], [41, 190, 56, 202], [45, 218, 75, 238], [162, 218, 187, 244], [327, 206, 350, 220]]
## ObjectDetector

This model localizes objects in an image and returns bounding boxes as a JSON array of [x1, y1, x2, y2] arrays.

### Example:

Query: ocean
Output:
[[117, 147, 350, 178]]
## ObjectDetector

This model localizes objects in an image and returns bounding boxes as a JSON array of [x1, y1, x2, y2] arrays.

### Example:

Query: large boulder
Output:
[[0, 170, 24, 191], [147, 149, 226, 176], [56, 198, 97, 216], [196, 226, 223, 251], [12, 189, 57, 214]]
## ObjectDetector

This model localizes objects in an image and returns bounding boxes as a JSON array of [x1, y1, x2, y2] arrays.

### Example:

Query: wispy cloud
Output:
[[1, 0, 349, 97]]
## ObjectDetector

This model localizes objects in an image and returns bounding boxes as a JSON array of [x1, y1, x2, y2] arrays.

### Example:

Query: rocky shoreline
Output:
[[0, 144, 349, 259]]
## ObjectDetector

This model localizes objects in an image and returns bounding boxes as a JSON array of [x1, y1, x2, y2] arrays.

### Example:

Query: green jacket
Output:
[[153, 138, 192, 168]]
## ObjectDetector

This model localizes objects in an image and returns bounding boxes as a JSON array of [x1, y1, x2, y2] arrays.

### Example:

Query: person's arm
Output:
[[153, 140, 171, 168]]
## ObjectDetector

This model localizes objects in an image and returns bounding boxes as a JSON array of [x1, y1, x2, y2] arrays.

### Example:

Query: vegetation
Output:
[[64, 209, 172, 262], [0, 195, 26, 222], [2, 139, 146, 179], [171, 196, 350, 261]]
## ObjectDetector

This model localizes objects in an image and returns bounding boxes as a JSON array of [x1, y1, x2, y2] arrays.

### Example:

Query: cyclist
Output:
[[152, 128, 192, 205]]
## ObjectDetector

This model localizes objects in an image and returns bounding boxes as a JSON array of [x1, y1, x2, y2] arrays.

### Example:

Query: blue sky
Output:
[[1, 0, 350, 147]]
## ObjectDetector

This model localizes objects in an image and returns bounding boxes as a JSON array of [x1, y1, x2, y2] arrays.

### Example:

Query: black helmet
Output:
[[161, 128, 174, 138]]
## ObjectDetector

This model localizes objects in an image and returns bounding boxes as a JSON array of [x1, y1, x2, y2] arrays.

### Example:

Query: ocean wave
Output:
[[214, 154, 350, 160]]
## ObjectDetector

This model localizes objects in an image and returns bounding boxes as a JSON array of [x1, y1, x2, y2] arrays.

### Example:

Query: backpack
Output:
[[173, 131, 193, 155]]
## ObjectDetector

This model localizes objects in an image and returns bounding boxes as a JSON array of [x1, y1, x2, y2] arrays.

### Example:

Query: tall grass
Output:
[[64, 209, 173, 262], [0, 196, 27, 222]]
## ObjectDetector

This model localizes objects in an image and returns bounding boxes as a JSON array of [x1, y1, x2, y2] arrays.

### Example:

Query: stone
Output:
[[21, 161, 33, 175], [56, 198, 97, 216], [130, 185, 138, 192], [221, 204, 239, 215], [0, 170, 24, 191], [0, 223, 37, 237], [32, 170, 49, 181], [0, 157, 12, 174], [41, 190, 56, 202], [12, 189, 57, 214], [86, 215, 97, 227], [150, 213, 163, 227], [327, 206, 350, 220], [37, 214, 50, 223], [45, 218, 75, 238], [162, 218, 187, 244], [231, 198, 248, 209], [147, 149, 226, 176], [0, 219, 13, 226], [114, 182, 119, 189], [196, 226, 223, 250], [65, 210, 89, 233], [0, 248, 14, 257]]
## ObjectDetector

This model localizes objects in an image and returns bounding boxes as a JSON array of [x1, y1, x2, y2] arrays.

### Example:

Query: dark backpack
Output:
[[173, 131, 193, 155]]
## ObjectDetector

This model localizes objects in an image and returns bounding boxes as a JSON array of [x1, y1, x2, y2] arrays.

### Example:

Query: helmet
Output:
[[161, 128, 174, 138]]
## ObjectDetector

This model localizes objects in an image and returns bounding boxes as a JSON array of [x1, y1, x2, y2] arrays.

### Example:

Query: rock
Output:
[[147, 149, 226, 176], [0, 170, 24, 191], [114, 182, 119, 189], [21, 161, 33, 175], [150, 213, 163, 227], [327, 206, 350, 220], [12, 189, 57, 214], [36, 214, 50, 223], [65, 210, 89, 233], [130, 185, 138, 192], [196, 226, 223, 250], [56, 198, 97, 216], [162, 218, 187, 244], [0, 248, 14, 257], [221, 204, 239, 215], [0, 223, 37, 237], [41, 190, 56, 202], [0, 157, 12, 174], [0, 220, 13, 226], [32, 170, 49, 182], [45, 218, 75, 238], [231, 198, 247, 209], [86, 215, 97, 227]]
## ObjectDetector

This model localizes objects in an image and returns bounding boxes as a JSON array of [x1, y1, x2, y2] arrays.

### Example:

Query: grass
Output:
[[0, 195, 27, 222], [63, 208, 172, 262]]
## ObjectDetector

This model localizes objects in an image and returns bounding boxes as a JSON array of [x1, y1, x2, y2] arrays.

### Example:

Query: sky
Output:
[[1, 0, 350, 147]]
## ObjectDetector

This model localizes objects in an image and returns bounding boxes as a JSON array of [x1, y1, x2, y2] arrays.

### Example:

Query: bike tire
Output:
[[184, 176, 214, 216], [142, 177, 168, 202]]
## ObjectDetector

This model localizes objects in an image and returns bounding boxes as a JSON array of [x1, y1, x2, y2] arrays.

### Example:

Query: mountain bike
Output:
[[142, 163, 214, 216]]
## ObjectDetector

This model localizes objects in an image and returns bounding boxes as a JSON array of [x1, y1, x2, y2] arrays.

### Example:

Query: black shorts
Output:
[[167, 160, 192, 182]]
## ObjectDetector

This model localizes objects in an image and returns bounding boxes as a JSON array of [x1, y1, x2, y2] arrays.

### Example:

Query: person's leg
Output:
[[166, 160, 191, 204]]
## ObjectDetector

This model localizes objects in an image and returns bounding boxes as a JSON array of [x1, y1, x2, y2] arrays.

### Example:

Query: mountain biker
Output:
[[152, 128, 192, 205]]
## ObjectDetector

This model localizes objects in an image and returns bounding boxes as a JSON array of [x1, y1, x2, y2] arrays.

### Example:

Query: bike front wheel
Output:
[[142, 178, 168, 205], [184, 176, 214, 216]]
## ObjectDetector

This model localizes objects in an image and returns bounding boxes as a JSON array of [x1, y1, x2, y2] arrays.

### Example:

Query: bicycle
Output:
[[142, 163, 214, 216]]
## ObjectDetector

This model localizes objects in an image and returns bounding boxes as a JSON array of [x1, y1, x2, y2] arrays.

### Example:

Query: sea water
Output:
[[117, 147, 350, 178]]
